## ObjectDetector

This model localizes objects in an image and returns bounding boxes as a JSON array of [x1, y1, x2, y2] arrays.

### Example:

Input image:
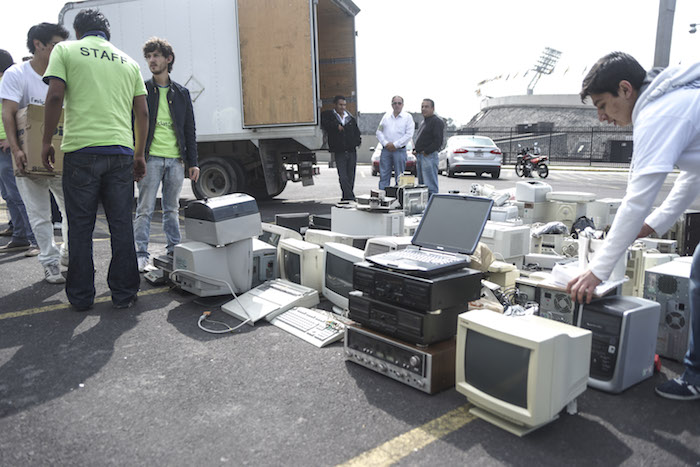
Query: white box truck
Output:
[[59, 0, 360, 199]]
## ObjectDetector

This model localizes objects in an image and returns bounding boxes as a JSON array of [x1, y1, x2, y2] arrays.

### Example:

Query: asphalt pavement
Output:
[[1, 166, 699, 466]]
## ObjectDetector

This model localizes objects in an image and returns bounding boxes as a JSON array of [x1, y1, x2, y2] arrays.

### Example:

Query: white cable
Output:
[[169, 268, 252, 332]]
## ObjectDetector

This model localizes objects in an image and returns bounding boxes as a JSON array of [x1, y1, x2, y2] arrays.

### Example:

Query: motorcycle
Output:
[[515, 144, 549, 178]]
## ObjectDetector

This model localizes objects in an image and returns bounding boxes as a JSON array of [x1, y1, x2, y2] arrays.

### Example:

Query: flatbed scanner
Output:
[[184, 193, 262, 245]]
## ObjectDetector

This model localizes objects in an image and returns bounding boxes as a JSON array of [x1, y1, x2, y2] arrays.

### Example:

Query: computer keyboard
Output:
[[269, 307, 346, 348]]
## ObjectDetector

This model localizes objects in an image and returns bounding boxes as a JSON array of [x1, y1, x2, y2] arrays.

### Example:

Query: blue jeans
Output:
[[63, 153, 140, 308], [334, 151, 356, 201], [684, 242, 700, 385], [134, 156, 185, 257], [379, 148, 406, 190], [416, 151, 439, 197], [0, 147, 35, 244]]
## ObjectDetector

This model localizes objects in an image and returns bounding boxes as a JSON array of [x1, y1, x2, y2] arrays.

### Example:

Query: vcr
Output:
[[348, 291, 466, 345], [353, 261, 481, 310], [344, 324, 456, 394]]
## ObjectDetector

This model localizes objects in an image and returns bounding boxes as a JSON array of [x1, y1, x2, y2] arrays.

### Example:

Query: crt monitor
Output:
[[278, 238, 324, 292], [322, 242, 365, 312], [259, 222, 303, 248], [456, 309, 592, 436]]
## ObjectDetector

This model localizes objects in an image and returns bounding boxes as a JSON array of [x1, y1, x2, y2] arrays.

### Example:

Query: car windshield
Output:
[[449, 136, 495, 148]]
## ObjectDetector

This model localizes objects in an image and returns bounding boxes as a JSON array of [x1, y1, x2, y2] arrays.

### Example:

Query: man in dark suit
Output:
[[321, 95, 361, 201]]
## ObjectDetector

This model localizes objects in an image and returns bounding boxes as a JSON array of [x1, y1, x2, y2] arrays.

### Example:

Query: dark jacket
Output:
[[415, 114, 445, 155], [145, 78, 198, 169], [321, 109, 361, 153]]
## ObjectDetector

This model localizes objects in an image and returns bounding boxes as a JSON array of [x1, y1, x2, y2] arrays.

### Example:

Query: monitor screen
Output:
[[325, 252, 354, 298], [465, 329, 530, 408], [283, 249, 302, 284], [412, 194, 493, 255]]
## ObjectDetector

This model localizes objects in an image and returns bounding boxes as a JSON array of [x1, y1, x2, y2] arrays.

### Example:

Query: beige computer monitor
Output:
[[455, 309, 591, 436]]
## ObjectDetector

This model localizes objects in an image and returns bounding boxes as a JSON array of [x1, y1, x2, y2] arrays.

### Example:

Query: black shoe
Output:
[[113, 294, 138, 309], [655, 377, 700, 400], [0, 227, 13, 237], [0, 239, 31, 252], [73, 303, 93, 312]]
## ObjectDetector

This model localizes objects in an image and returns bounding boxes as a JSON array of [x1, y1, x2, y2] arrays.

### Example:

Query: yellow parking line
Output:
[[337, 403, 475, 467], [0, 286, 171, 321]]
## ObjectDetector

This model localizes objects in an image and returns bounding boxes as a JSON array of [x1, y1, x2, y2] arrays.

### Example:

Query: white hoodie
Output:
[[589, 62, 700, 281]]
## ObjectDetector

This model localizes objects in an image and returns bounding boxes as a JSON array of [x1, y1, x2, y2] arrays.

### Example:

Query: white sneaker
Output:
[[44, 262, 66, 284], [137, 256, 149, 273], [60, 254, 69, 267]]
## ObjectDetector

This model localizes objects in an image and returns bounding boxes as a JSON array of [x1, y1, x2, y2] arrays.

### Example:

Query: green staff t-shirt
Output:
[[43, 35, 147, 153], [149, 86, 179, 158]]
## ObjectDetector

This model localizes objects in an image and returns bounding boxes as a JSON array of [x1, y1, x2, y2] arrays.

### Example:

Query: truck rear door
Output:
[[237, 0, 318, 128]]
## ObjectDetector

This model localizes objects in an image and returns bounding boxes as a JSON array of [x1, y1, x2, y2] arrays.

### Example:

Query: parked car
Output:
[[438, 135, 502, 178], [370, 142, 416, 176]]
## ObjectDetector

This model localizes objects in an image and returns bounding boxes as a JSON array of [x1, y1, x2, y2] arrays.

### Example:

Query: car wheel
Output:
[[447, 162, 455, 178], [491, 169, 501, 179]]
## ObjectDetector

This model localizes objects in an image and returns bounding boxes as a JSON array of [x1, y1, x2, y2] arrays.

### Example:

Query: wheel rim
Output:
[[199, 164, 234, 197]]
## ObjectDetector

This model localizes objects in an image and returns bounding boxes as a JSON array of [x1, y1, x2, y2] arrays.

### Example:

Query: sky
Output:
[[2, 0, 700, 125]]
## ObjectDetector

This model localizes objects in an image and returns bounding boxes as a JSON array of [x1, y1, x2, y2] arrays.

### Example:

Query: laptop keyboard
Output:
[[379, 248, 462, 266]]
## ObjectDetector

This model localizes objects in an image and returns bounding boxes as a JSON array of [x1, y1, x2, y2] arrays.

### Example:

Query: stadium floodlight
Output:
[[527, 47, 562, 95]]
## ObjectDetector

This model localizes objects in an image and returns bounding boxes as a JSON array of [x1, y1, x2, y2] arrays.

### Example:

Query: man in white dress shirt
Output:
[[375, 95, 414, 190]]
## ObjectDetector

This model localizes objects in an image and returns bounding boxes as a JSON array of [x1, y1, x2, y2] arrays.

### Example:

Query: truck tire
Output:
[[192, 157, 243, 199]]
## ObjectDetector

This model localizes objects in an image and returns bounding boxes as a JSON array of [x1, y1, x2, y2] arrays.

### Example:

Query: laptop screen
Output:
[[411, 194, 493, 255]]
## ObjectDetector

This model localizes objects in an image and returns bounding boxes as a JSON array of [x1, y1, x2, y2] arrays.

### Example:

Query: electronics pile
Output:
[[141, 177, 700, 436]]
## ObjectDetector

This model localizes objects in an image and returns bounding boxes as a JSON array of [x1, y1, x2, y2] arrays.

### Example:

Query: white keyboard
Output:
[[268, 307, 346, 348], [221, 279, 320, 325]]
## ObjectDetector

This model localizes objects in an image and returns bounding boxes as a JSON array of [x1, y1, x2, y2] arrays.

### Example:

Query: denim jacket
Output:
[[144, 78, 198, 169]]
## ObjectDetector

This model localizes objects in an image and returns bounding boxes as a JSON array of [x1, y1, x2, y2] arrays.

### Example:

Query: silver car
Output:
[[438, 135, 502, 179]]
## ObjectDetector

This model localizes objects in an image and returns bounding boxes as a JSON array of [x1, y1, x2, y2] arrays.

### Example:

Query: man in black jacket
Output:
[[321, 95, 361, 201], [414, 99, 444, 197], [134, 37, 199, 272]]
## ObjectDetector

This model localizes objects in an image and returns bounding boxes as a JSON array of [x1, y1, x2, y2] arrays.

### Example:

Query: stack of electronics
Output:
[[169, 193, 262, 297], [345, 194, 490, 394], [455, 294, 660, 436], [515, 276, 661, 394]]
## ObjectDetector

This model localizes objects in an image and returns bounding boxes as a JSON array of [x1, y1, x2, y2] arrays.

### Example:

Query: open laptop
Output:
[[366, 194, 493, 277]]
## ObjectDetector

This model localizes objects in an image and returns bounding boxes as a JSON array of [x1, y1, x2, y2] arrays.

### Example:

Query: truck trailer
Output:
[[59, 0, 360, 199]]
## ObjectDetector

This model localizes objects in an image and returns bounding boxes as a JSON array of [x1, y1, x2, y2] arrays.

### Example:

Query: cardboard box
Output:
[[13, 104, 64, 177]]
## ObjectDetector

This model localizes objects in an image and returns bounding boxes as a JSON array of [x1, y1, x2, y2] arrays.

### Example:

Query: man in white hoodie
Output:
[[567, 52, 700, 401]]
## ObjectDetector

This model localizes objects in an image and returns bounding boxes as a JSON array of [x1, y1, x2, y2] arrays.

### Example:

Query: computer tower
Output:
[[644, 259, 692, 362], [622, 247, 677, 297], [657, 210, 700, 256], [579, 296, 660, 393]]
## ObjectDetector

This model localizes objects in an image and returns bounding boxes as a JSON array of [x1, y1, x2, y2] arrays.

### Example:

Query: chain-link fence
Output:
[[447, 126, 634, 167]]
